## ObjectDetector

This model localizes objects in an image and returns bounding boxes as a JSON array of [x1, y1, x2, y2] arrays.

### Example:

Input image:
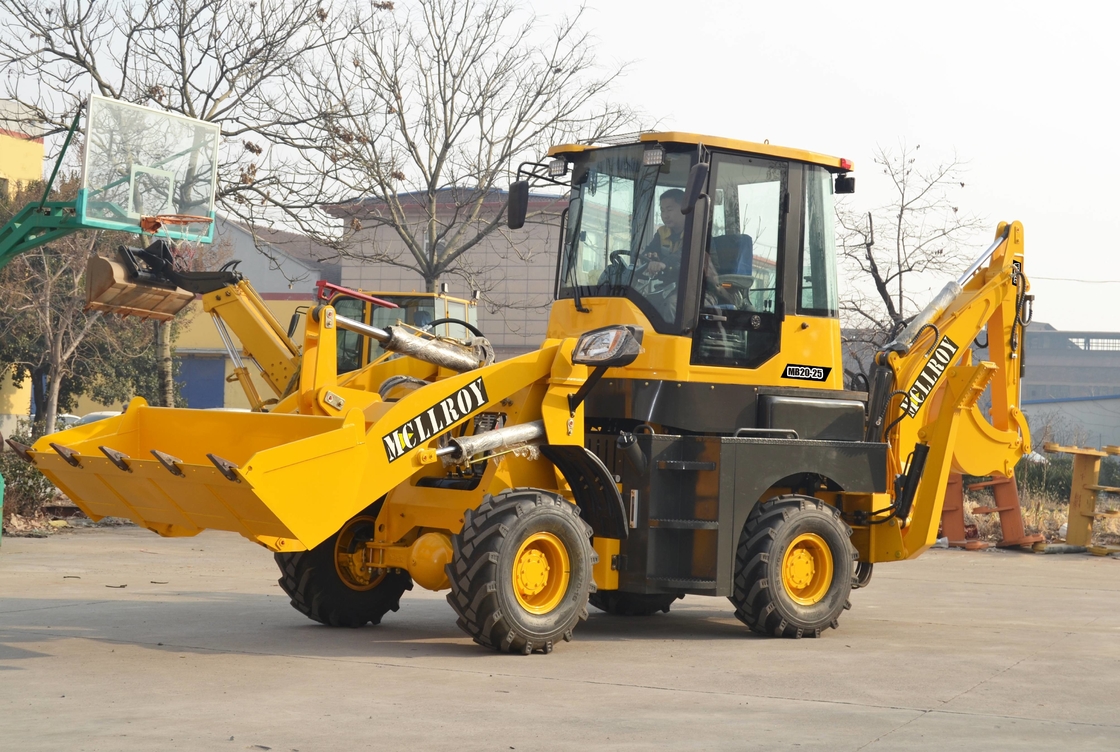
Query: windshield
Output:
[[559, 144, 696, 326]]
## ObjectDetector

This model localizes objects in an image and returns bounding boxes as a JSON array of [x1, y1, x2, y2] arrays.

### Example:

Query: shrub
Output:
[[0, 434, 57, 520]]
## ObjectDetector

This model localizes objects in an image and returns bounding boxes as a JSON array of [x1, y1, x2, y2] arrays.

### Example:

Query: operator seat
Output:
[[710, 233, 753, 276]]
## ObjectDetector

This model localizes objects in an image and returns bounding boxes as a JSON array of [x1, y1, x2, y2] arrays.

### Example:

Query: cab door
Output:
[[691, 152, 791, 368]]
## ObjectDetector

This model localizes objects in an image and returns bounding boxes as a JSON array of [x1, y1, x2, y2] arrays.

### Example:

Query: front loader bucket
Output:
[[30, 399, 369, 552], [85, 253, 194, 321]]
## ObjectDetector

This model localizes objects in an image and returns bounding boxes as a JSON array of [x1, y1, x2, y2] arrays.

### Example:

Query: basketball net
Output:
[[139, 214, 214, 272]]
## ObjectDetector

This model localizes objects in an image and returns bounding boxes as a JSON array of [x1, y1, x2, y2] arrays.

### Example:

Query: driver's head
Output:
[[659, 189, 686, 235], [414, 309, 433, 328]]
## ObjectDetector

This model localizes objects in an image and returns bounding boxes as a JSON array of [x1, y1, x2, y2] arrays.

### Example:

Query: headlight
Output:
[[571, 325, 644, 367]]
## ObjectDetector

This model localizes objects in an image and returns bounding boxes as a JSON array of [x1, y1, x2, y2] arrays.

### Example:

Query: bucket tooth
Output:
[[206, 453, 241, 483], [6, 439, 35, 464], [49, 442, 82, 468], [150, 449, 184, 477], [99, 446, 132, 472]]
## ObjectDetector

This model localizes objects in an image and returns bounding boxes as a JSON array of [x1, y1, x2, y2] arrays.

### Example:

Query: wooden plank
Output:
[[1044, 442, 1107, 457], [1067, 454, 1102, 546]]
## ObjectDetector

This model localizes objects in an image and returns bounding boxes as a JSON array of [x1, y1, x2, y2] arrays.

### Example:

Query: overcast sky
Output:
[[539, 0, 1117, 331]]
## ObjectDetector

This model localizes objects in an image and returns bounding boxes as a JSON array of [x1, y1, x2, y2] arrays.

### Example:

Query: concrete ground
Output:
[[1, 529, 1118, 751]]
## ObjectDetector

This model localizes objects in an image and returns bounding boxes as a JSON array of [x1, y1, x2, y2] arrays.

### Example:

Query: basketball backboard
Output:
[[79, 95, 219, 243]]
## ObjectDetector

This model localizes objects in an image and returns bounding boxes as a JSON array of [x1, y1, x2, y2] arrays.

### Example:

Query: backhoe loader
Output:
[[4, 113, 1033, 652]]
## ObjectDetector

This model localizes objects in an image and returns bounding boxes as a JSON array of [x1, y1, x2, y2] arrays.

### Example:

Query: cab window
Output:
[[691, 153, 787, 368], [333, 296, 365, 373], [799, 166, 839, 317]]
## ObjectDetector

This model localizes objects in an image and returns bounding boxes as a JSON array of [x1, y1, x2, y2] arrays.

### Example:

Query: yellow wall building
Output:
[[0, 101, 45, 437]]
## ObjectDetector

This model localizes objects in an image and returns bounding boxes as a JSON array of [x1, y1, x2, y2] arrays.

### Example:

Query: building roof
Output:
[[327, 186, 565, 220]]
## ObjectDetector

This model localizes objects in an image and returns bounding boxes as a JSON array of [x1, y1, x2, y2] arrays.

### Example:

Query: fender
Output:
[[539, 444, 628, 539]]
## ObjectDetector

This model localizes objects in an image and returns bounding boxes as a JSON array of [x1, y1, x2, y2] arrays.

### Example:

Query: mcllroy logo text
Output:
[[382, 377, 489, 462], [905, 336, 960, 418]]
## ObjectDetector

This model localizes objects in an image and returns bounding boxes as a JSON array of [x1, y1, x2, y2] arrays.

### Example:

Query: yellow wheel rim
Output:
[[334, 515, 385, 592], [512, 532, 571, 614], [781, 533, 834, 605]]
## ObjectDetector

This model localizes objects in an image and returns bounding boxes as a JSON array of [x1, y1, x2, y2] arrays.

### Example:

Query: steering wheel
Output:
[[609, 250, 633, 267], [421, 317, 485, 338]]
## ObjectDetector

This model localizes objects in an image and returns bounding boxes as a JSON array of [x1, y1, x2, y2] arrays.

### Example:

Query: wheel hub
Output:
[[781, 532, 834, 605], [511, 532, 570, 614], [515, 549, 550, 596], [333, 515, 386, 592], [785, 549, 816, 589]]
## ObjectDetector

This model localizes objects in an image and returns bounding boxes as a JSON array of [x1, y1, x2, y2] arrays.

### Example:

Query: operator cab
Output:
[[513, 133, 852, 372]]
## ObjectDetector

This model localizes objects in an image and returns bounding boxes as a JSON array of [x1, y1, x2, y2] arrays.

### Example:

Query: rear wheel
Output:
[[446, 488, 596, 654], [275, 502, 412, 627], [729, 495, 855, 638], [589, 591, 681, 616]]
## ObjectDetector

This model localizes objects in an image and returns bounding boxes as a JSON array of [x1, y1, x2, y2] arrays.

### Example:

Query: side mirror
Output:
[[286, 310, 304, 339], [571, 325, 644, 367], [835, 174, 855, 194], [507, 180, 530, 229], [681, 162, 709, 215]]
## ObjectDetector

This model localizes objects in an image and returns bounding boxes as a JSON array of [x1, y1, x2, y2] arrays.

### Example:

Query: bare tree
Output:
[[836, 143, 986, 379], [0, 181, 166, 433], [0, 0, 370, 217], [303, 0, 636, 292], [0, 0, 378, 403]]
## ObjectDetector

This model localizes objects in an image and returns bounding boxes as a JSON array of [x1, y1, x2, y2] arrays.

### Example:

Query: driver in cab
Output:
[[640, 189, 686, 281]]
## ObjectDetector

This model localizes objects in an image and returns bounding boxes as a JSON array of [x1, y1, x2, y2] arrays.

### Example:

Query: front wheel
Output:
[[275, 502, 412, 628], [446, 488, 596, 654], [729, 495, 855, 638]]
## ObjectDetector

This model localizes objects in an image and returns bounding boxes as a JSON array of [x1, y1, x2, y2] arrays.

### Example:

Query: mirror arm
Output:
[[568, 365, 609, 414]]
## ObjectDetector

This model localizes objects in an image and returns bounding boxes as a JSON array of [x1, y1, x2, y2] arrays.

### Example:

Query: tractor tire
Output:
[[446, 488, 596, 654], [729, 495, 856, 638], [589, 591, 681, 616], [275, 503, 412, 628]]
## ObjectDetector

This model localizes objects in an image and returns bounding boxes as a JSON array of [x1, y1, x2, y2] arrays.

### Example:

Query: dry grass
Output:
[[962, 488, 1120, 545]]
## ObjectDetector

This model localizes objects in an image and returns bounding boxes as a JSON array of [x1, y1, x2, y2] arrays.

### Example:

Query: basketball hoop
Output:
[[140, 214, 214, 272]]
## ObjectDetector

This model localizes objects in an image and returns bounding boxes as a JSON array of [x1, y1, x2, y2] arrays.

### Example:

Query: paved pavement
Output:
[[1, 527, 1118, 751]]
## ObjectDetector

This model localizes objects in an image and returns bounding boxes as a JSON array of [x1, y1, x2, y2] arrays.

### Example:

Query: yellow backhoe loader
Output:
[[5, 120, 1033, 653]]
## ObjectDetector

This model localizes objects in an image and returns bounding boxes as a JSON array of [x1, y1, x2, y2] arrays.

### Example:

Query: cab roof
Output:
[[547, 131, 852, 172]]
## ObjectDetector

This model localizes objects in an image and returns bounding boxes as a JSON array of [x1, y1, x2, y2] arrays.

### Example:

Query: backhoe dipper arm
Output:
[[873, 221, 1032, 556]]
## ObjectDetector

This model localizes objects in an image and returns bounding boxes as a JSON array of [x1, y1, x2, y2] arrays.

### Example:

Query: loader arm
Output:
[[201, 279, 302, 406], [874, 221, 1032, 556]]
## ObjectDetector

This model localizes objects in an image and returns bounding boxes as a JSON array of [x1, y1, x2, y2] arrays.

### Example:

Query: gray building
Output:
[[1016, 325, 1120, 447]]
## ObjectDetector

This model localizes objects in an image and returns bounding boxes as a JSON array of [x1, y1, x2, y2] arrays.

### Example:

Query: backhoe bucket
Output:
[[30, 399, 369, 552], [85, 253, 194, 321]]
